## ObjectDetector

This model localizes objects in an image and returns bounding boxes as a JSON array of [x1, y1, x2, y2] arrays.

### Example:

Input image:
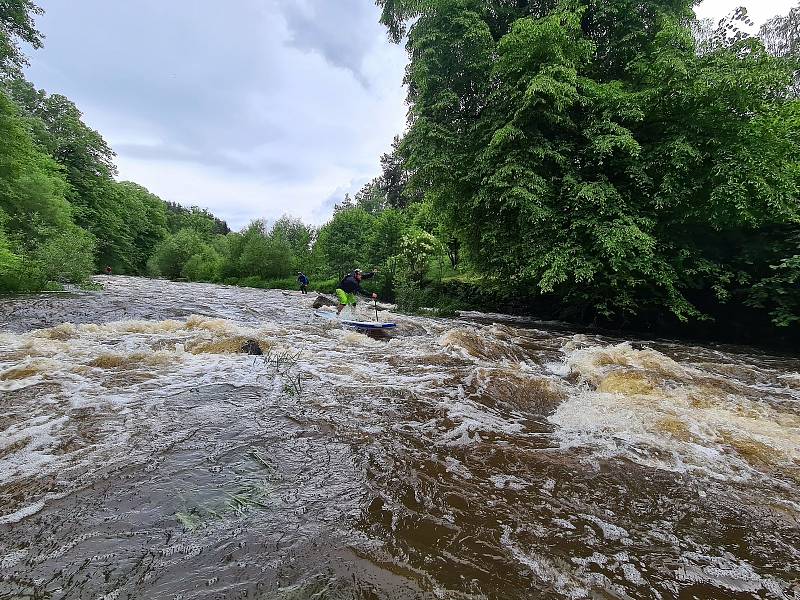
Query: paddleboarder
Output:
[[336, 269, 378, 316]]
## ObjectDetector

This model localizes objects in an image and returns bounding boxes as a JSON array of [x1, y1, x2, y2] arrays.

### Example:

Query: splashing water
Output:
[[1, 276, 798, 599]]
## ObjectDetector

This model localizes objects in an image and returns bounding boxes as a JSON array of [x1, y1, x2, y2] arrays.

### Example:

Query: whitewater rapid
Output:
[[1, 276, 798, 599]]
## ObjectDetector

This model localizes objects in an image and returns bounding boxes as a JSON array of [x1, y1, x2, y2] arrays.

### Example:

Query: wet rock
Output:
[[241, 340, 263, 355], [312, 295, 337, 308]]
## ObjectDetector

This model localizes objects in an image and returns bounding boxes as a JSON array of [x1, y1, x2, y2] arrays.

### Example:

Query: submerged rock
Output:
[[241, 339, 263, 355], [312, 295, 337, 308]]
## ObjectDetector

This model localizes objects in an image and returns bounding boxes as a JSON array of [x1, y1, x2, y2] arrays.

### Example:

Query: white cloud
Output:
[[695, 0, 796, 26], [25, 0, 407, 230]]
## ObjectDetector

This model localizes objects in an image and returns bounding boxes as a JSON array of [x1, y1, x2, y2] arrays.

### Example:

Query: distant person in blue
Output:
[[297, 271, 309, 294]]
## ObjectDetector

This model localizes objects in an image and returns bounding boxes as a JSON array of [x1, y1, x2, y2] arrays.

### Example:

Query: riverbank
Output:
[[385, 276, 800, 352]]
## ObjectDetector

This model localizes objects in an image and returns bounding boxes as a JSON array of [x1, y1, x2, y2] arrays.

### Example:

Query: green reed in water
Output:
[[256, 348, 305, 396]]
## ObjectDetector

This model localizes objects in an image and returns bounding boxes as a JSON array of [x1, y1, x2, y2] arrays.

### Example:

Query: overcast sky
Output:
[[24, 0, 796, 231]]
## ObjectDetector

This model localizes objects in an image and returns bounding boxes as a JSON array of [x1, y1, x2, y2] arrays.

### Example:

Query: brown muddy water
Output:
[[1, 276, 799, 599]]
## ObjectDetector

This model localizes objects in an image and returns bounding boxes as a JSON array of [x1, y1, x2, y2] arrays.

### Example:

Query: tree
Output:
[[760, 4, 800, 58], [110, 182, 170, 273], [270, 215, 313, 269], [378, 0, 800, 325], [0, 0, 43, 78], [0, 89, 96, 289], [379, 136, 413, 209], [367, 208, 409, 296], [315, 208, 376, 278], [399, 227, 439, 283], [33, 225, 96, 283], [354, 179, 386, 215], [165, 202, 229, 235]]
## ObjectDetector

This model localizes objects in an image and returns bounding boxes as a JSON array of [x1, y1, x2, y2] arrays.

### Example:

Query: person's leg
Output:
[[344, 293, 357, 318], [335, 289, 348, 315]]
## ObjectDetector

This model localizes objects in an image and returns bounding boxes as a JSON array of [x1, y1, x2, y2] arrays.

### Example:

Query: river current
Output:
[[1, 276, 798, 599]]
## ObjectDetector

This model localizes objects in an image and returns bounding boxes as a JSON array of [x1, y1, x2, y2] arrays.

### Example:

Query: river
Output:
[[1, 276, 798, 599]]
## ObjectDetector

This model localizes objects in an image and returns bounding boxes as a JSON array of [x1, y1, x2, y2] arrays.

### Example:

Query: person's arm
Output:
[[361, 270, 377, 280]]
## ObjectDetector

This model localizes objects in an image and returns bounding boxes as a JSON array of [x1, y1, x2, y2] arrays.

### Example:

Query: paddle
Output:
[[372, 293, 379, 322]]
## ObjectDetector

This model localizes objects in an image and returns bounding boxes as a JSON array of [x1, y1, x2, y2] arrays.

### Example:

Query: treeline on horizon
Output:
[[1, 0, 799, 343]]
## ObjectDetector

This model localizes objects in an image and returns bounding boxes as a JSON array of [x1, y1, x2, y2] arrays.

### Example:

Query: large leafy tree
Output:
[[0, 90, 97, 289], [271, 215, 313, 269], [109, 182, 170, 273], [316, 207, 376, 278], [0, 0, 42, 78], [378, 0, 800, 325]]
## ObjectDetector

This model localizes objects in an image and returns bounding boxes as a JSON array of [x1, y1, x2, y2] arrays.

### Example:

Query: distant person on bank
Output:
[[297, 271, 309, 294], [336, 269, 377, 316]]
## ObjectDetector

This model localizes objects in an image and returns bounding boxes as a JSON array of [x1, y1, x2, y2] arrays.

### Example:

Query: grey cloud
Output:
[[276, 0, 379, 86], [115, 143, 308, 183]]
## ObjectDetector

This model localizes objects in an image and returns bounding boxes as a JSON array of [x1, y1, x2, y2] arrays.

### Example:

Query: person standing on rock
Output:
[[297, 271, 309, 294], [336, 269, 377, 316]]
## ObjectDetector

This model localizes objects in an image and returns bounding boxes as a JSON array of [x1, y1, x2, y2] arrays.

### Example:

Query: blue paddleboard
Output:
[[314, 309, 397, 330]]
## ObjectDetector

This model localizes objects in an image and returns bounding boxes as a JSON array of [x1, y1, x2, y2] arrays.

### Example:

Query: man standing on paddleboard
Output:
[[336, 269, 378, 315]]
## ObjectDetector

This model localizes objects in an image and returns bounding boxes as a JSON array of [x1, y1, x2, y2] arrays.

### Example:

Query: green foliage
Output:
[[366, 208, 408, 296], [0, 0, 43, 77], [381, 0, 800, 329], [0, 227, 42, 291], [106, 182, 171, 273], [399, 227, 439, 283], [33, 226, 96, 283], [270, 215, 313, 270], [236, 220, 293, 280], [165, 202, 229, 235], [315, 208, 376, 277], [747, 230, 800, 327], [149, 229, 216, 279], [0, 88, 97, 290]]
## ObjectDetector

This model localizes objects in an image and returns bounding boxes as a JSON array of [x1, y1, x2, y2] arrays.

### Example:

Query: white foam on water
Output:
[[0, 500, 46, 525], [0, 415, 69, 483], [500, 525, 594, 599], [437, 398, 525, 446], [581, 514, 631, 542], [675, 552, 793, 597], [547, 341, 800, 484], [553, 517, 576, 530], [490, 474, 529, 490], [443, 457, 472, 480], [0, 314, 295, 519], [545, 361, 571, 377], [622, 563, 644, 585], [0, 548, 28, 568]]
